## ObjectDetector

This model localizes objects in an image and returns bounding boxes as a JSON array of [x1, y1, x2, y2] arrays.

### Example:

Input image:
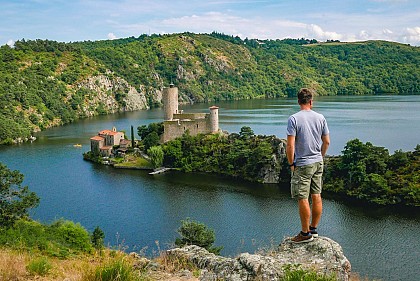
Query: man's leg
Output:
[[310, 162, 324, 231], [310, 193, 322, 228], [298, 198, 311, 233], [291, 165, 314, 243]]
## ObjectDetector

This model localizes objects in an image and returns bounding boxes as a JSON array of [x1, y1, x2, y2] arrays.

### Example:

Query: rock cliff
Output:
[[259, 138, 287, 184], [76, 73, 149, 116], [164, 236, 351, 281]]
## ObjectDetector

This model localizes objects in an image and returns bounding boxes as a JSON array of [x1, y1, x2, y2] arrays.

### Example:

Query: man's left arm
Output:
[[321, 134, 330, 157]]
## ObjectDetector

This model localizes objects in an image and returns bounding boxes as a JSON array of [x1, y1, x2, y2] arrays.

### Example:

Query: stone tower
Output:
[[209, 106, 219, 133], [163, 83, 178, 121]]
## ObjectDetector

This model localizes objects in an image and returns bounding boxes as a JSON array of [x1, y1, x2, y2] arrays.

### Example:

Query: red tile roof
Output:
[[98, 129, 112, 134], [90, 136, 105, 141], [99, 130, 119, 136]]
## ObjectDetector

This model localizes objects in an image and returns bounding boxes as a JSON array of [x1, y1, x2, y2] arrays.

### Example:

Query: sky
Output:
[[1, 0, 419, 47]]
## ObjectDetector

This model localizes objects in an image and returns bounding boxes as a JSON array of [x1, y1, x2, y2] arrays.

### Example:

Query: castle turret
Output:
[[209, 106, 219, 133], [163, 84, 178, 121]]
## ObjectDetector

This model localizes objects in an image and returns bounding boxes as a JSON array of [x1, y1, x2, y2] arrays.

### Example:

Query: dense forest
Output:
[[323, 139, 420, 207], [134, 122, 419, 207], [151, 127, 419, 207], [1, 32, 419, 143]]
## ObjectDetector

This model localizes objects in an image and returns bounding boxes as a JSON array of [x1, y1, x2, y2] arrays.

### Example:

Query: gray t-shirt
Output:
[[286, 110, 329, 166]]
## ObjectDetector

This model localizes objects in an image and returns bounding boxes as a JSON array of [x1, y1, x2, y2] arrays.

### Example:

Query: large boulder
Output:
[[166, 236, 351, 281]]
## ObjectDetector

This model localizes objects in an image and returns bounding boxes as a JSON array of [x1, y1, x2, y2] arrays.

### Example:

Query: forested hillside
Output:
[[1, 32, 419, 143]]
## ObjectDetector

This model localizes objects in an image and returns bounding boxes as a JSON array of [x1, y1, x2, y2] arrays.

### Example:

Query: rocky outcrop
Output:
[[76, 73, 149, 116], [165, 236, 351, 281], [258, 138, 287, 184]]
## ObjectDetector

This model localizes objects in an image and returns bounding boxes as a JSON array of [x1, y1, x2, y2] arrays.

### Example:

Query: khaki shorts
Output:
[[291, 161, 324, 200]]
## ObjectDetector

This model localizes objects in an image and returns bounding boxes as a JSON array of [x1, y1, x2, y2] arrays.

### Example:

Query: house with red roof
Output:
[[90, 127, 125, 156]]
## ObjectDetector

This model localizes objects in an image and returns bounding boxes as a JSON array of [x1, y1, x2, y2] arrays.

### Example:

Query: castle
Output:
[[89, 84, 220, 156], [162, 84, 220, 142]]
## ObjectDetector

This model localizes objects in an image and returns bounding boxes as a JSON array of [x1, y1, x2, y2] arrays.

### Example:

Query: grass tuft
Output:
[[0, 249, 27, 280], [282, 264, 337, 281], [156, 252, 200, 277], [94, 258, 136, 281], [26, 256, 52, 276]]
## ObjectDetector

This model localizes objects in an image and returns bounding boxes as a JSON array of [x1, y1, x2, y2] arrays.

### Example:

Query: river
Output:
[[0, 95, 419, 281]]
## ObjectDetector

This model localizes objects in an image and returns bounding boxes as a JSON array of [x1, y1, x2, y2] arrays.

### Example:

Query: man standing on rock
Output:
[[286, 88, 330, 243]]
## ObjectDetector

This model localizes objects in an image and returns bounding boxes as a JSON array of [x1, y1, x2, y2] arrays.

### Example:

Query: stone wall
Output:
[[163, 117, 212, 143], [173, 113, 208, 120]]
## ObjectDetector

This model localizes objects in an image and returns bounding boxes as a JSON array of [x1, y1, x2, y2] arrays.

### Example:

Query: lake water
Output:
[[0, 95, 419, 281]]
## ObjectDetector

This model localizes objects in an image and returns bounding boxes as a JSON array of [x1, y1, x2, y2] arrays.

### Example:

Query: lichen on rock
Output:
[[166, 236, 351, 281]]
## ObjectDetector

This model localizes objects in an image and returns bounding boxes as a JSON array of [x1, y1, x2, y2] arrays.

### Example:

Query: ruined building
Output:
[[162, 84, 220, 142]]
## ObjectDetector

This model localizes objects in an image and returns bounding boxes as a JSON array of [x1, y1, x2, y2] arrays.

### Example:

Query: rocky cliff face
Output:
[[76, 73, 149, 117], [164, 236, 351, 281], [259, 138, 287, 184]]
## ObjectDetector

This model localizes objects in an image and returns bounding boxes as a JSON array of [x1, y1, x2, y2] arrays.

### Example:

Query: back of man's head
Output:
[[298, 88, 314, 105]]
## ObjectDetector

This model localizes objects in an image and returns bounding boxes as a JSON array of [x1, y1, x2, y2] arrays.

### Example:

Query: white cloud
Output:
[[359, 30, 371, 40], [161, 12, 251, 33], [306, 24, 343, 41], [86, 5, 420, 46], [400, 26, 420, 45], [382, 29, 393, 35], [347, 26, 420, 45], [107, 32, 117, 40], [6, 39, 15, 48], [160, 12, 314, 40]]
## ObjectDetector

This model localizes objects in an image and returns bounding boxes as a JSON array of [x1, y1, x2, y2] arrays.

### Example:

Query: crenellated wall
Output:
[[162, 116, 212, 142], [162, 85, 220, 142]]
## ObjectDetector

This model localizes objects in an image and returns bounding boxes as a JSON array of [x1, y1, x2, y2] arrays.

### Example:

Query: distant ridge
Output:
[[0, 32, 419, 143]]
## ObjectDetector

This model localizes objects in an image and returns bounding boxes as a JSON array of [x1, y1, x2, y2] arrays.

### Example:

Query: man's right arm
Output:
[[286, 135, 295, 167], [321, 134, 330, 157]]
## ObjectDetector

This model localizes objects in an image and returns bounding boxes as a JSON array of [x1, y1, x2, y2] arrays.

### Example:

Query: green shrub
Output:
[[147, 146, 164, 168], [143, 131, 160, 150], [93, 258, 139, 281], [26, 256, 52, 276], [175, 218, 223, 255], [91, 226, 105, 250], [50, 219, 93, 253], [0, 219, 48, 252], [0, 218, 95, 258]]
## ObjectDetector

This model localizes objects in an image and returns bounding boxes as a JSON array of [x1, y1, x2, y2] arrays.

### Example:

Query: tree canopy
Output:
[[324, 139, 420, 206], [0, 162, 40, 227]]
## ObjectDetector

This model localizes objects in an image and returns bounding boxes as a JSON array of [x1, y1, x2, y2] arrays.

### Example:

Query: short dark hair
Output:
[[298, 88, 314, 105]]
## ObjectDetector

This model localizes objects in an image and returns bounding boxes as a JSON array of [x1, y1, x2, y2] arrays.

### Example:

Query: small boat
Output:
[[73, 144, 82, 147]]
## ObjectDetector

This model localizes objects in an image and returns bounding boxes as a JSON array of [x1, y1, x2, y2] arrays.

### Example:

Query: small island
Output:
[[83, 84, 225, 172]]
